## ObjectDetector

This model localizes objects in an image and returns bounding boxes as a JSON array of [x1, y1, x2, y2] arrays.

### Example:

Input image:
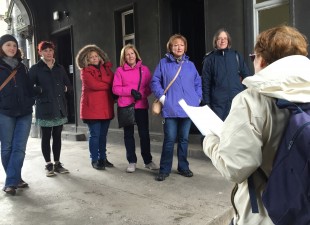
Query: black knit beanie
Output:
[[0, 34, 18, 48]]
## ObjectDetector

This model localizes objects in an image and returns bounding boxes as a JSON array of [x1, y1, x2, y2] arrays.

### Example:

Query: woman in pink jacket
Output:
[[113, 44, 158, 173], [76, 45, 115, 170]]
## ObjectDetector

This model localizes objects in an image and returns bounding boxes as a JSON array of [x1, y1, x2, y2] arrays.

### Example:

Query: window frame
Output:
[[121, 9, 135, 46], [253, 0, 289, 41]]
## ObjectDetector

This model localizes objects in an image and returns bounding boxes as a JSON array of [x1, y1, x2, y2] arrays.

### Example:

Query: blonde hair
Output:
[[119, 44, 142, 66], [255, 25, 308, 65], [83, 50, 102, 67], [166, 34, 188, 53]]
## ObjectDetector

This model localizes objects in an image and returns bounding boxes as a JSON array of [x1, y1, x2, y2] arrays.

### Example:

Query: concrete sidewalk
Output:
[[0, 135, 233, 225]]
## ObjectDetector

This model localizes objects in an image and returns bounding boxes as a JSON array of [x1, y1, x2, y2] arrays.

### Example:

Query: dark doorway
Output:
[[171, 0, 205, 73], [51, 28, 76, 125], [171, 0, 205, 134]]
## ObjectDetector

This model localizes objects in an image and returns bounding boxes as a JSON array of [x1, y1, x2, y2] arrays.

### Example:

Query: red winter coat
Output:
[[80, 63, 114, 120]]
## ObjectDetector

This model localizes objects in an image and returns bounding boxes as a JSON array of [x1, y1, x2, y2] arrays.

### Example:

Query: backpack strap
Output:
[[248, 167, 268, 213], [248, 175, 259, 213]]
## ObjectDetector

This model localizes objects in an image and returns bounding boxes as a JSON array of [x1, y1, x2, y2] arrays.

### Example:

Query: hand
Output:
[[131, 89, 142, 100]]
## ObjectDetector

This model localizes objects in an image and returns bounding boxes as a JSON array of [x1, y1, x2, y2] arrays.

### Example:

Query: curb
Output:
[[206, 207, 234, 225]]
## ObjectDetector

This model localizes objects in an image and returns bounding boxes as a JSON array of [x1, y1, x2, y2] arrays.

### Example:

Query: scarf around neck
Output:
[[2, 56, 19, 69]]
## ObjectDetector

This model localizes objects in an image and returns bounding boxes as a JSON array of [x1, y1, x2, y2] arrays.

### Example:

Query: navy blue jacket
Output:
[[202, 48, 251, 120], [29, 60, 71, 120], [0, 58, 34, 117]]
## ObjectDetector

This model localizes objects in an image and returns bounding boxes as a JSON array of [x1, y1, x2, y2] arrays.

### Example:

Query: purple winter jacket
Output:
[[151, 53, 202, 118]]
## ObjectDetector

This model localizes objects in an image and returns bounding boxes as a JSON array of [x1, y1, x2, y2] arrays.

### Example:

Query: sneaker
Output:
[[104, 159, 114, 167], [178, 169, 193, 177], [3, 186, 16, 195], [155, 173, 169, 181], [17, 179, 29, 188], [45, 163, 56, 177], [126, 163, 136, 173], [91, 161, 105, 170], [144, 161, 159, 170], [54, 162, 69, 174]]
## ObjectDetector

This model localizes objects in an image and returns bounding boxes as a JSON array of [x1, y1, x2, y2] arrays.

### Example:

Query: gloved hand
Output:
[[131, 89, 142, 100]]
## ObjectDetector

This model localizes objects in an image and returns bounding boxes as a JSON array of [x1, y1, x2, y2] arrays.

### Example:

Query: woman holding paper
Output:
[[151, 34, 202, 181], [203, 26, 309, 225]]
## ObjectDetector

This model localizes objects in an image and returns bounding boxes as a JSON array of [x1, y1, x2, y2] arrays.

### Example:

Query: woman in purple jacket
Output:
[[113, 44, 158, 173], [151, 34, 202, 181]]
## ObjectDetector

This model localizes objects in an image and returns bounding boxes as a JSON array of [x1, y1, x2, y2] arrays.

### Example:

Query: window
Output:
[[121, 9, 135, 46], [253, 0, 289, 41]]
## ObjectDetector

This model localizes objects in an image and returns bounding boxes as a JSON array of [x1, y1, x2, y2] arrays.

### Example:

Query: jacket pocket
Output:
[[36, 97, 53, 117]]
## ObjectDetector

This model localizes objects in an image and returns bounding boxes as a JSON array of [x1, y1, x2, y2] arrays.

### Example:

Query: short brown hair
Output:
[[166, 34, 188, 53], [119, 44, 142, 67], [255, 25, 308, 65]]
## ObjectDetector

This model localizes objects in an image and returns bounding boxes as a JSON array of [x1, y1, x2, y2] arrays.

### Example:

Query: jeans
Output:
[[123, 109, 152, 164], [87, 120, 111, 162], [159, 117, 192, 174], [0, 113, 32, 187], [41, 125, 63, 162]]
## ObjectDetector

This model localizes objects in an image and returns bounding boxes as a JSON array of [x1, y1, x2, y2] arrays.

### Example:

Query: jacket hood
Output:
[[242, 55, 310, 103], [76, 44, 110, 69]]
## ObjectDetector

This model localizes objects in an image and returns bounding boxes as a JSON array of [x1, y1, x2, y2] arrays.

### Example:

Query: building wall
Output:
[[294, 0, 310, 52], [204, 0, 249, 62]]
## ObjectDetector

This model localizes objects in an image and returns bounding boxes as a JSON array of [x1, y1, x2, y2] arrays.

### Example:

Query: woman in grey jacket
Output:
[[203, 26, 309, 225]]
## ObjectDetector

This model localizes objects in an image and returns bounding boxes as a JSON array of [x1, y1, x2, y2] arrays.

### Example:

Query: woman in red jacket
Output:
[[76, 45, 115, 170]]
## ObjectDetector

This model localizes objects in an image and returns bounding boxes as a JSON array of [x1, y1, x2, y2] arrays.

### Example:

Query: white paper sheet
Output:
[[178, 99, 223, 136]]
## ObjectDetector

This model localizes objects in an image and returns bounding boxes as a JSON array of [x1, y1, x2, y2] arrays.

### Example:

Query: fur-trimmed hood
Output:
[[76, 44, 110, 69]]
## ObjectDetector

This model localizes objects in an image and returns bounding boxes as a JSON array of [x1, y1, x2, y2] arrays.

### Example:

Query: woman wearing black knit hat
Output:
[[0, 34, 35, 195]]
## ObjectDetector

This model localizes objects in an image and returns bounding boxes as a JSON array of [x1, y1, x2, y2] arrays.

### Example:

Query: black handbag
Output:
[[117, 67, 142, 128], [117, 103, 136, 128]]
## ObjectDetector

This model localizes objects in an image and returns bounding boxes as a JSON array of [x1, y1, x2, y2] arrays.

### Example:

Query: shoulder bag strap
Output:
[[137, 67, 142, 91], [163, 61, 183, 95], [0, 69, 18, 91]]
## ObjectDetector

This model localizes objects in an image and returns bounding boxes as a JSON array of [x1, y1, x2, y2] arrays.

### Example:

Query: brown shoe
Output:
[[17, 179, 29, 188], [3, 186, 16, 195]]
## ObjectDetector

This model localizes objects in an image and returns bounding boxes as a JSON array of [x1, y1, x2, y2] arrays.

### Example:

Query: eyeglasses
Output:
[[217, 37, 228, 41], [249, 53, 256, 62]]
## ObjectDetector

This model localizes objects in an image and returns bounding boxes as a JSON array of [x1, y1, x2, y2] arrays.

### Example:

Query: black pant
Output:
[[123, 109, 152, 164], [41, 125, 63, 162]]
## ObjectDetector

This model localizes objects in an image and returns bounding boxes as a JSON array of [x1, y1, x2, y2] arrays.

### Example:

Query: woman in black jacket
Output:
[[0, 34, 35, 195], [29, 41, 71, 177]]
